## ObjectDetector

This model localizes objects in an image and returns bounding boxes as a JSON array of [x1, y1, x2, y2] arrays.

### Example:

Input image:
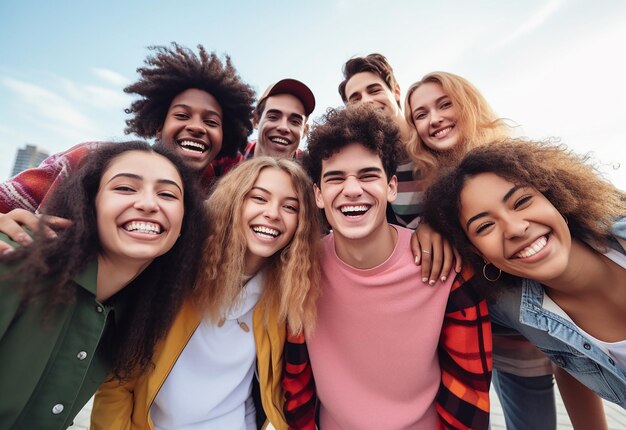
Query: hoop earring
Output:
[[562, 214, 569, 225], [482, 262, 502, 282]]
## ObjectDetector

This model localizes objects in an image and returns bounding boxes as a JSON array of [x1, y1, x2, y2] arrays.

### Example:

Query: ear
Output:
[[313, 183, 325, 209], [393, 83, 402, 105], [252, 116, 259, 129], [156, 127, 163, 141], [387, 175, 398, 203], [303, 123, 310, 136]]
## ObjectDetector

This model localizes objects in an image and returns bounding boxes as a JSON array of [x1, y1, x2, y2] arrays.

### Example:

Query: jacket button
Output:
[[583, 343, 591, 350], [96, 305, 103, 313], [555, 356, 566, 367], [77, 351, 87, 360], [52, 404, 64, 414]]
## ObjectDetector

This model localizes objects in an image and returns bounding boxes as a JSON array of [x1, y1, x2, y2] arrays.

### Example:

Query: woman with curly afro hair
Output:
[[424, 139, 626, 416]]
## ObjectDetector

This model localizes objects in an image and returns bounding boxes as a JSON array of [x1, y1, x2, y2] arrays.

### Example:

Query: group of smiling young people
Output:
[[0, 43, 623, 430]]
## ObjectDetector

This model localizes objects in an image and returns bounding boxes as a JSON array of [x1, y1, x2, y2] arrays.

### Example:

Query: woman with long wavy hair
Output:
[[0, 141, 206, 430], [92, 157, 320, 430]]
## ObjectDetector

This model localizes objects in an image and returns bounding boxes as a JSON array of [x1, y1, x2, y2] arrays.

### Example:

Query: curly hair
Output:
[[194, 157, 320, 335], [404, 71, 511, 183], [1, 141, 208, 379], [423, 139, 626, 298], [124, 43, 256, 158], [337, 53, 400, 107], [304, 105, 401, 185]]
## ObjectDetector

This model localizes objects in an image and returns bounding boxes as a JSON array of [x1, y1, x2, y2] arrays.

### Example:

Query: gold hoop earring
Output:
[[482, 262, 502, 282]]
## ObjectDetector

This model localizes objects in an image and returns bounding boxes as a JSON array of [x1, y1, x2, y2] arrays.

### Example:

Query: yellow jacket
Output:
[[90, 300, 289, 430]]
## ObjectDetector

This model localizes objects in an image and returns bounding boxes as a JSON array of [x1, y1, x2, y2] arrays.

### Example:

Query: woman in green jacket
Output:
[[0, 140, 206, 429]]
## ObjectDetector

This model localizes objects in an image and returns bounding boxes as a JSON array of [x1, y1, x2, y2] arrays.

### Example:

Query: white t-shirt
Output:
[[150, 272, 264, 430]]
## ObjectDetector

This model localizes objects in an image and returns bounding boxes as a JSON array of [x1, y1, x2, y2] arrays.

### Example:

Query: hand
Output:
[[0, 209, 72, 253], [411, 222, 462, 285]]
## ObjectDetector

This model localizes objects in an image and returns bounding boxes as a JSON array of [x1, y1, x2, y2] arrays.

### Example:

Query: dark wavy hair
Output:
[[337, 53, 400, 107], [1, 140, 208, 378], [124, 43, 256, 158], [423, 139, 626, 298], [304, 105, 401, 185]]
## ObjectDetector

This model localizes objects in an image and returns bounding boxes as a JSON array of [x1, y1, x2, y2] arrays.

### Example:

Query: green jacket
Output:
[[0, 234, 124, 429]]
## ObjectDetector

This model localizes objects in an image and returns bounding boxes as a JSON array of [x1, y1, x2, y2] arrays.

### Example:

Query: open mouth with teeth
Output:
[[252, 225, 281, 239], [178, 139, 208, 153], [123, 221, 163, 235], [512, 234, 549, 259], [269, 137, 291, 146], [340, 204, 371, 217], [431, 125, 455, 138]]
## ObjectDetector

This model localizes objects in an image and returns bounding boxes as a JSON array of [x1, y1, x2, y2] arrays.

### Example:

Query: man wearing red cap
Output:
[[244, 78, 315, 159]]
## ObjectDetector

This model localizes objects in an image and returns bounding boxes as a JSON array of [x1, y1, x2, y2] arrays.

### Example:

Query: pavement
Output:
[[69, 387, 626, 429]]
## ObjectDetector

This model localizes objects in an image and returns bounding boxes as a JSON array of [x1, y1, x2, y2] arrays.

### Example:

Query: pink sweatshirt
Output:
[[307, 226, 453, 429]]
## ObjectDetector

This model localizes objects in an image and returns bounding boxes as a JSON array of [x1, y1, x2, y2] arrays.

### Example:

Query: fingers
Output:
[[0, 210, 37, 247], [0, 210, 72, 250], [440, 239, 454, 282], [453, 247, 463, 273], [427, 233, 444, 286], [411, 231, 421, 265]]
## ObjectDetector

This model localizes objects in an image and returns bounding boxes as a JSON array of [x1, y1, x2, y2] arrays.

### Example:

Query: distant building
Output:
[[11, 144, 49, 177]]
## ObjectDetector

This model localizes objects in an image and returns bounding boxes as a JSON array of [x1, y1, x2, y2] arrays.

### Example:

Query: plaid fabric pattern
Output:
[[282, 333, 317, 430], [0, 142, 244, 213], [283, 266, 492, 430]]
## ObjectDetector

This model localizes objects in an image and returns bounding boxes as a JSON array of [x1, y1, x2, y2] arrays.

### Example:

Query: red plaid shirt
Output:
[[0, 142, 244, 213], [283, 266, 492, 430]]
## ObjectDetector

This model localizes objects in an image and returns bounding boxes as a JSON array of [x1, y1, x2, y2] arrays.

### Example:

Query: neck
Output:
[[96, 254, 150, 302], [544, 239, 621, 298], [334, 223, 398, 269]]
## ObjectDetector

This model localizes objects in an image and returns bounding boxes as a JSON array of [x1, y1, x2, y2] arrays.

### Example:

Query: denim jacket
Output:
[[489, 217, 626, 407]]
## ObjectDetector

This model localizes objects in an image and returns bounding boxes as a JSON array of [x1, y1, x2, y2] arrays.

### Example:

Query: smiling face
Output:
[[409, 81, 461, 152], [314, 142, 397, 243], [343, 72, 401, 119], [242, 167, 300, 275], [254, 94, 307, 158], [158, 88, 224, 171], [95, 150, 185, 267], [460, 172, 572, 283]]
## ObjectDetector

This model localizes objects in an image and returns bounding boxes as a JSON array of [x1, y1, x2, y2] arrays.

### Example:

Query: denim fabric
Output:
[[492, 370, 556, 430], [489, 217, 626, 407]]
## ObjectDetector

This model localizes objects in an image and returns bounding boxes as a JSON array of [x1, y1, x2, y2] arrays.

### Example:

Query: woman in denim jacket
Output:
[[423, 139, 626, 417]]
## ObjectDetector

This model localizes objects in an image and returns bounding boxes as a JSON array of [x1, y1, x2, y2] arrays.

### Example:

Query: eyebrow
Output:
[[322, 166, 383, 179], [465, 185, 522, 230], [250, 186, 299, 202], [107, 173, 183, 193], [266, 108, 305, 122], [169, 103, 222, 118], [412, 95, 449, 115]]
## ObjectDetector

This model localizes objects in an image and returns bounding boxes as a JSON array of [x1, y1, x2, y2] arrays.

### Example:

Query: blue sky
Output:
[[1, 0, 625, 189]]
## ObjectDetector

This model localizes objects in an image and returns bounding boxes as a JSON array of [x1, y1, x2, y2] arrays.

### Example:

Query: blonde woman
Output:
[[91, 157, 320, 430]]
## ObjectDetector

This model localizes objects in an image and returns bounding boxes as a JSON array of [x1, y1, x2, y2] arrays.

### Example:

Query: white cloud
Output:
[[1, 77, 95, 132], [488, 0, 566, 51], [92, 67, 129, 87]]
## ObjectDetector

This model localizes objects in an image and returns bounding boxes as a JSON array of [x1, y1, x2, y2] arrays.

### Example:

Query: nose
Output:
[[360, 93, 375, 104], [502, 215, 529, 239], [430, 109, 444, 126], [186, 116, 206, 135], [134, 191, 159, 213], [276, 116, 290, 133], [263, 202, 280, 220], [342, 175, 363, 197]]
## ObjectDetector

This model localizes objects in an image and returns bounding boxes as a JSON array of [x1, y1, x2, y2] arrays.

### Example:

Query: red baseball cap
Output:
[[257, 78, 316, 117]]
